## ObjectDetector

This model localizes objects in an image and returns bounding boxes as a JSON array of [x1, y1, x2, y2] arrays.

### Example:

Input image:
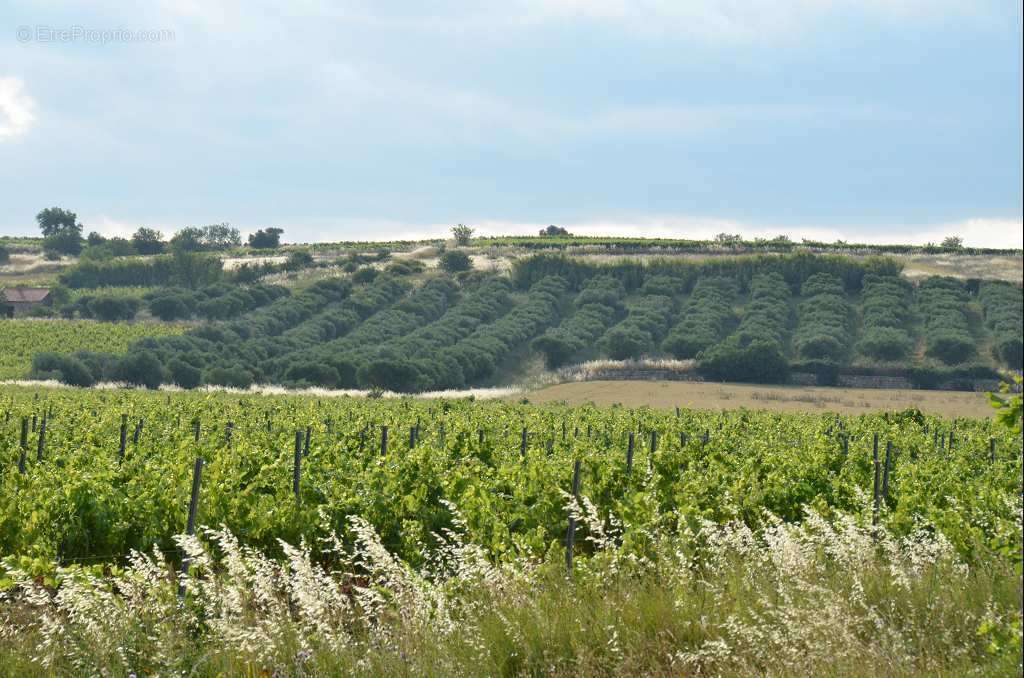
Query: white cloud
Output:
[[0, 77, 36, 141]]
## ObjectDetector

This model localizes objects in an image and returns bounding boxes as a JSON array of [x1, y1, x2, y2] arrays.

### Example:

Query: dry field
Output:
[[525, 379, 996, 418]]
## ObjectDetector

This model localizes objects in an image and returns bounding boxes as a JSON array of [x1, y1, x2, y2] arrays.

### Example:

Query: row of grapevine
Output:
[[1, 386, 1019, 569]]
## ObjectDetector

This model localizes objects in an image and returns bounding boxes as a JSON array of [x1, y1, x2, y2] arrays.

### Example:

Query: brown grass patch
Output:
[[524, 379, 995, 418]]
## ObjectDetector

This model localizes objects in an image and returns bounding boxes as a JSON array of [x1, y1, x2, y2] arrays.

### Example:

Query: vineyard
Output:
[[0, 385, 1021, 674], [27, 253, 1024, 394], [0, 319, 188, 381]]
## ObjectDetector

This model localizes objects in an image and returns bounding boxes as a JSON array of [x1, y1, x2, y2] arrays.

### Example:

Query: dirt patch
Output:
[[524, 380, 995, 418]]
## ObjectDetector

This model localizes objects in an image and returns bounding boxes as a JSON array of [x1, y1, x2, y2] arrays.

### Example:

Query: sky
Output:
[[1, 1, 1022, 247]]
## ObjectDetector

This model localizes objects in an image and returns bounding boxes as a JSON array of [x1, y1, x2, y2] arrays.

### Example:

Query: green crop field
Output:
[[0, 319, 189, 380], [1, 385, 1020, 675]]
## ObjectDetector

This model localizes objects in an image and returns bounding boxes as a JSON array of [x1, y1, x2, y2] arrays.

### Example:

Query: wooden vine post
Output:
[[178, 456, 204, 597], [565, 459, 583, 574]]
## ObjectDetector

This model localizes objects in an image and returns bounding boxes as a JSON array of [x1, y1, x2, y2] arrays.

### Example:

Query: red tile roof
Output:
[[2, 288, 51, 303]]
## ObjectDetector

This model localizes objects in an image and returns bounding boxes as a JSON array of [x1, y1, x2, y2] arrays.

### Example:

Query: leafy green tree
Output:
[[0, 244, 9, 264], [170, 227, 205, 252], [451, 224, 474, 246], [248, 227, 283, 249], [439, 249, 472, 273], [132, 227, 166, 255], [36, 207, 79, 237], [168, 358, 202, 388], [942, 235, 964, 249]]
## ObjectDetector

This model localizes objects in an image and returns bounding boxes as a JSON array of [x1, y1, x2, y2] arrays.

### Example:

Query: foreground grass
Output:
[[2, 510, 1020, 677]]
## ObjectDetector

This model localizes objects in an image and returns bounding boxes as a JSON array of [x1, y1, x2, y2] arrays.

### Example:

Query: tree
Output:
[[201, 223, 241, 250], [117, 350, 164, 389], [0, 244, 9, 264], [43, 228, 83, 256], [941, 235, 964, 249], [283, 251, 314, 271], [170, 227, 205, 252], [539, 225, 571, 236], [248, 227, 283, 249], [439, 249, 472, 273], [36, 207, 79, 237], [132, 227, 166, 255], [451, 224, 474, 246], [715, 233, 742, 245]]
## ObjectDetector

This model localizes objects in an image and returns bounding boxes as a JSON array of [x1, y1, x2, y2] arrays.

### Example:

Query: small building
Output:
[[2, 288, 52, 318]]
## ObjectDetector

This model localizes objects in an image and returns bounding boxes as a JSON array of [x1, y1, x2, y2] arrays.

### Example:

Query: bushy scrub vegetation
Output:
[[600, 294, 675, 360], [856, 274, 914, 361], [791, 273, 853, 383], [699, 272, 792, 382], [533, 275, 625, 367], [0, 388, 1020, 675], [59, 252, 225, 289], [917, 277, 975, 365], [513, 252, 900, 296], [661, 276, 738, 359], [979, 281, 1023, 369]]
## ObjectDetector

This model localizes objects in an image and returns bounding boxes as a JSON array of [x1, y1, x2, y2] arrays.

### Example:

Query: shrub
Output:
[[168, 358, 202, 388], [439, 250, 473, 273], [857, 327, 913, 361], [88, 296, 141, 322], [117, 350, 164, 389], [149, 294, 192, 321]]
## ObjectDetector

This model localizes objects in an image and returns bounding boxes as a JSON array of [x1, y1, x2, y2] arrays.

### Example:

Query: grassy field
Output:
[[525, 379, 997, 417]]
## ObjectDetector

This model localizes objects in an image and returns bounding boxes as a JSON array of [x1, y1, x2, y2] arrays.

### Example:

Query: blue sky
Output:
[[1, 1, 1022, 246]]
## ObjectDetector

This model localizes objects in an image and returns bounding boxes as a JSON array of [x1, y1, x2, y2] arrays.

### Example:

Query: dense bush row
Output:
[[600, 293, 675, 360], [855, 274, 914, 361], [512, 252, 901, 296], [532, 275, 625, 367], [698, 272, 792, 383], [792, 273, 852, 364], [917, 277, 975, 365], [269, 277, 462, 388], [661, 277, 738, 359], [36, 278, 357, 388], [347, 278, 513, 391], [978, 281, 1024, 369], [58, 252, 226, 289]]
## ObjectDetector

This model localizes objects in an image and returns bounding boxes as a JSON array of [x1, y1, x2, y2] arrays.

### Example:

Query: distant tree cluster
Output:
[[978, 281, 1023, 369], [699, 273, 792, 383], [917, 277, 975, 365], [855, 275, 913, 361], [247, 227, 283, 249], [539, 225, 572, 237], [661, 277, 737, 359]]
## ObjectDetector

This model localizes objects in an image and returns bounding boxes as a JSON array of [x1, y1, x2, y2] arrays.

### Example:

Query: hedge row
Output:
[[287, 276, 514, 391], [793, 273, 852, 363], [531, 275, 624, 368], [661, 277, 738, 359], [600, 293, 676, 360], [978, 281, 1024, 369], [512, 252, 901, 296], [855, 275, 914, 361], [698, 272, 792, 383], [917, 277, 975, 366], [58, 253, 225, 289]]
